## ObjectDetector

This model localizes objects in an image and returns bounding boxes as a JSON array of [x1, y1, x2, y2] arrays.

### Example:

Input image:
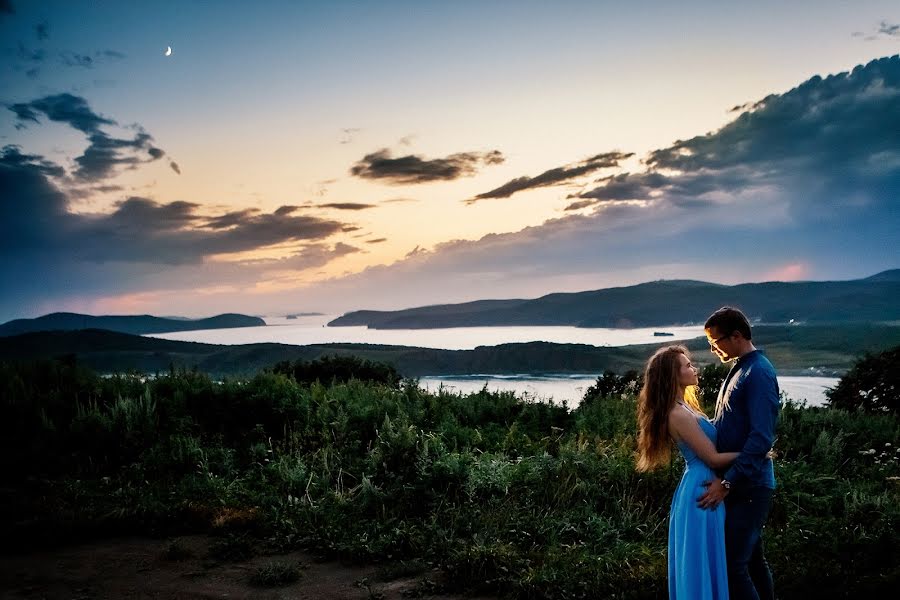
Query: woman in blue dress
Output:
[[636, 345, 739, 600]]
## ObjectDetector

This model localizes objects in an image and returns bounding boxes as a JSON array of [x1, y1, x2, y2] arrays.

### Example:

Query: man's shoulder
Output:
[[745, 350, 777, 375]]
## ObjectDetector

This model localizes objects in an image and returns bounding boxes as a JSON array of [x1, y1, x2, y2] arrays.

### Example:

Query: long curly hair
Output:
[[635, 345, 702, 472]]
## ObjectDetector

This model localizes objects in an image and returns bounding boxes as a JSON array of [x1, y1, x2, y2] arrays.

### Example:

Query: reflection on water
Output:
[[152, 314, 704, 350], [151, 315, 838, 406], [419, 375, 838, 408]]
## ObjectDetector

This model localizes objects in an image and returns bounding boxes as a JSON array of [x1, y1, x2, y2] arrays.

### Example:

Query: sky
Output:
[[1, 0, 899, 321]]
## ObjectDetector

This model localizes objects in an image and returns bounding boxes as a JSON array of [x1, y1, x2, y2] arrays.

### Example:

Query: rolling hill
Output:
[[328, 270, 900, 329], [0, 313, 265, 337]]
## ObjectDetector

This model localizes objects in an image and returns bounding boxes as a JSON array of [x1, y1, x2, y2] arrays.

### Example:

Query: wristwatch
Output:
[[720, 479, 732, 490]]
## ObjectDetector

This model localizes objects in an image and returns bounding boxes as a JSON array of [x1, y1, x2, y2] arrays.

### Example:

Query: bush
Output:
[[827, 345, 900, 413], [273, 354, 401, 387], [249, 560, 302, 586]]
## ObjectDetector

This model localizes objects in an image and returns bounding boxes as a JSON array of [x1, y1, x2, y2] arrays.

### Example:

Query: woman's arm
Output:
[[668, 408, 739, 470]]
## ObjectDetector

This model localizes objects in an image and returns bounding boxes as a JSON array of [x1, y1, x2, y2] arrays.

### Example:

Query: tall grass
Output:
[[0, 359, 897, 598]]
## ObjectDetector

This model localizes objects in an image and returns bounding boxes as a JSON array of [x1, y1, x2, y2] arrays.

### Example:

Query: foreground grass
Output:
[[1, 361, 898, 599]]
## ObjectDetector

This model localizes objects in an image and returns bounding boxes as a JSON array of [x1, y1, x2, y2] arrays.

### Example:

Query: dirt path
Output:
[[0, 535, 494, 600]]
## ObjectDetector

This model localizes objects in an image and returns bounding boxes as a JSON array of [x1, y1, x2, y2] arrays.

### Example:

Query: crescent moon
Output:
[[165, 46, 172, 57]]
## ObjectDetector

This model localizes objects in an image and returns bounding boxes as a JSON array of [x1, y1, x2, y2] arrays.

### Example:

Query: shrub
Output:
[[249, 560, 302, 586], [273, 354, 401, 387], [827, 345, 900, 413]]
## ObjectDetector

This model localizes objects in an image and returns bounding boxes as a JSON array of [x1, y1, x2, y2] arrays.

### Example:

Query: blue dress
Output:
[[668, 404, 729, 600]]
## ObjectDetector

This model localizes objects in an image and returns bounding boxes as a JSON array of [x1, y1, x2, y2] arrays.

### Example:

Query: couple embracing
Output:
[[637, 307, 779, 600]]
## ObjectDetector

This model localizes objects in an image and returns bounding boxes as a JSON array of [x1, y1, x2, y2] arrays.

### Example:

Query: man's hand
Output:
[[697, 479, 729, 509]]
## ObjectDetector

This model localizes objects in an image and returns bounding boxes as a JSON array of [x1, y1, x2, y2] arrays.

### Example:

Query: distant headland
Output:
[[0, 313, 266, 337], [328, 270, 900, 329]]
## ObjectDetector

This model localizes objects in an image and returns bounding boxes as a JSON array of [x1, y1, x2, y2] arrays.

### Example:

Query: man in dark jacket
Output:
[[698, 306, 779, 600]]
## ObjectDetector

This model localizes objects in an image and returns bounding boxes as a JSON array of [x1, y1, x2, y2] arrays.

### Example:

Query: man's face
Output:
[[705, 327, 737, 363]]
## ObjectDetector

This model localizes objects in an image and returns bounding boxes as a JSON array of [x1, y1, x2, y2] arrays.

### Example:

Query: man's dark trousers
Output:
[[725, 486, 775, 600]]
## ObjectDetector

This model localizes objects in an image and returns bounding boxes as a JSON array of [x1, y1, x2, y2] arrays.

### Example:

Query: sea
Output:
[[151, 314, 838, 407]]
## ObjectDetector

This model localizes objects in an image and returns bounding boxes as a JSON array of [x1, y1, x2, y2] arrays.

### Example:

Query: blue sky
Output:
[[1, 1, 899, 319]]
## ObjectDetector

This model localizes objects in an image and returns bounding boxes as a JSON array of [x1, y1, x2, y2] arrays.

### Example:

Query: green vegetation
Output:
[[4, 322, 900, 377], [329, 272, 900, 329], [1, 356, 897, 599], [0, 312, 265, 336], [826, 346, 900, 413], [249, 560, 303, 587], [273, 354, 402, 387]]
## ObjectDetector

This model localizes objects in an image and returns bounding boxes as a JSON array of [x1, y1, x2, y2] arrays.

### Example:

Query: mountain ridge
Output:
[[0, 312, 265, 337], [328, 271, 900, 329]]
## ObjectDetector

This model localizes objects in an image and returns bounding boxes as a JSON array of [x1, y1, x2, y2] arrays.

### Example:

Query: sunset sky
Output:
[[2, 0, 899, 321]]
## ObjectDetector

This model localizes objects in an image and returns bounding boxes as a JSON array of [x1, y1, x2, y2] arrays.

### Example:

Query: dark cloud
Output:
[[878, 21, 899, 37], [74, 131, 164, 180], [319, 202, 376, 210], [17, 42, 45, 63], [35, 20, 49, 41], [380, 197, 418, 204], [853, 21, 900, 42], [295, 56, 900, 312], [1, 152, 352, 276], [575, 55, 900, 218], [366, 238, 387, 244], [0, 144, 64, 177], [563, 199, 598, 211], [10, 94, 166, 181], [274, 205, 300, 216], [467, 151, 633, 204], [350, 148, 505, 184], [203, 208, 259, 230], [169, 161, 181, 175], [58, 50, 125, 69], [578, 172, 670, 201], [60, 52, 94, 68], [11, 93, 113, 133]]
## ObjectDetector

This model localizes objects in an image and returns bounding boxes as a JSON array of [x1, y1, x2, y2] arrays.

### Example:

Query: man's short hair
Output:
[[705, 306, 752, 340]]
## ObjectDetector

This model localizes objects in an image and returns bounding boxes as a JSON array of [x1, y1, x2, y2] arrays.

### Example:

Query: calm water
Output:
[[419, 375, 839, 408], [152, 314, 704, 349], [150, 314, 838, 405]]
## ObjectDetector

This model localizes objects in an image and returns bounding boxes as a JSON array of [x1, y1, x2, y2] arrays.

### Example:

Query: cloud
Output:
[[0, 0, 13, 15], [575, 55, 900, 218], [350, 148, 505, 184], [290, 55, 900, 312], [0, 143, 360, 318], [853, 21, 900, 41], [467, 151, 634, 204], [878, 21, 899, 37], [319, 202, 376, 210], [203, 208, 260, 230], [0, 144, 64, 177], [11, 93, 113, 133], [16, 41, 45, 63], [9, 93, 167, 181], [563, 199, 598, 211], [339, 128, 360, 144], [35, 20, 49, 41], [169, 161, 181, 175], [274, 205, 300, 216], [366, 238, 387, 244], [0, 145, 356, 318], [59, 50, 126, 69]]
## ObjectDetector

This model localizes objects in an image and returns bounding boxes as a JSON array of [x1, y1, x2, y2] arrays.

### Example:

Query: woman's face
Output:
[[676, 353, 699, 389]]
